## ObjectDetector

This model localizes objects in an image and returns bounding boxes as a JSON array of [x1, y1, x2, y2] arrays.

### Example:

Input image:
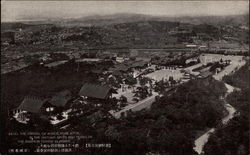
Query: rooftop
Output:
[[17, 96, 47, 113], [79, 83, 117, 99], [49, 90, 72, 107]]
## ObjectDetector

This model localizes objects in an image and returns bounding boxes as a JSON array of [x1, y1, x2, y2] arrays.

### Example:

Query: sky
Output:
[[1, 1, 249, 22]]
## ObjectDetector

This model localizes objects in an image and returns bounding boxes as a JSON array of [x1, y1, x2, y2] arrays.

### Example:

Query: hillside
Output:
[[204, 63, 249, 155], [2, 20, 237, 50], [68, 76, 228, 154], [17, 13, 249, 27], [2, 13, 248, 30], [2, 13, 248, 50]]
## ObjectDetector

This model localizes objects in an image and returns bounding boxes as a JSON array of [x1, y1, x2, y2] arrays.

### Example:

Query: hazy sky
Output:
[[1, 1, 249, 22]]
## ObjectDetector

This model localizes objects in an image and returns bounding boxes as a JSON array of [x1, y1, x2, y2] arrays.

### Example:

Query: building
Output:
[[131, 60, 149, 69], [199, 71, 213, 78], [78, 83, 117, 100], [199, 54, 216, 64], [15, 96, 49, 114], [116, 57, 129, 63], [49, 90, 72, 108], [186, 44, 197, 48], [13, 96, 53, 123]]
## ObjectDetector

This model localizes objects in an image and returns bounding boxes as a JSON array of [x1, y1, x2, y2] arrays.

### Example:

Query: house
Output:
[[13, 96, 53, 123], [199, 71, 213, 78], [118, 57, 129, 63], [116, 57, 125, 63], [131, 60, 150, 69], [15, 96, 49, 114], [186, 44, 197, 48], [199, 54, 215, 64], [49, 90, 72, 108], [79, 83, 117, 99]]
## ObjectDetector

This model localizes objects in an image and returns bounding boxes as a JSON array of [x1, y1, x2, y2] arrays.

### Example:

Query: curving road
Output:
[[111, 92, 158, 118], [193, 57, 245, 154]]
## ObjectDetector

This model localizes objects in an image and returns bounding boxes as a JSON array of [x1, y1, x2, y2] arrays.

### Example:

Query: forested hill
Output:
[[204, 63, 249, 155], [10, 13, 248, 27], [2, 13, 249, 49], [69, 76, 228, 155]]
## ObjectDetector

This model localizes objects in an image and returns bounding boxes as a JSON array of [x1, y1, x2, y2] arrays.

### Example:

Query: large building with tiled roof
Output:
[[79, 83, 117, 99], [49, 90, 72, 108], [16, 96, 48, 113]]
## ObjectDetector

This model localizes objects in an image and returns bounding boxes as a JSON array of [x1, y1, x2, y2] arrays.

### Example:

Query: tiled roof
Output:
[[132, 61, 148, 68], [79, 83, 116, 99], [50, 90, 72, 107], [200, 71, 213, 78], [17, 96, 47, 113]]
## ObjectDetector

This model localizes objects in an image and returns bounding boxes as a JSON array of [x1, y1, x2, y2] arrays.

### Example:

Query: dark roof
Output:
[[132, 61, 148, 68], [79, 83, 116, 99], [17, 96, 47, 113], [50, 90, 72, 107], [200, 71, 213, 78], [115, 64, 130, 72]]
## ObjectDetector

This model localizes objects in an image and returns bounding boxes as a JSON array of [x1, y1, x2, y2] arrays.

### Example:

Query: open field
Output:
[[146, 68, 184, 81]]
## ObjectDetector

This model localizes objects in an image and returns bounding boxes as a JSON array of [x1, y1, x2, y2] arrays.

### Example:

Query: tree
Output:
[[134, 86, 149, 100], [120, 95, 127, 103], [125, 76, 137, 91], [107, 76, 120, 88], [169, 76, 174, 82], [132, 98, 139, 103], [57, 113, 65, 120], [139, 77, 152, 86]]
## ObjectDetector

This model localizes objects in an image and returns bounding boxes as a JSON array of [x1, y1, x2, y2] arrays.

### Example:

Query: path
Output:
[[193, 58, 245, 154], [110, 92, 158, 118]]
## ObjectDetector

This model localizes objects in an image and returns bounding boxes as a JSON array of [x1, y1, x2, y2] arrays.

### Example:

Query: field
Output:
[[146, 68, 184, 81]]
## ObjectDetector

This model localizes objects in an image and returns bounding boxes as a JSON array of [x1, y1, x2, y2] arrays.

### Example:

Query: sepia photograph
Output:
[[0, 1, 249, 154]]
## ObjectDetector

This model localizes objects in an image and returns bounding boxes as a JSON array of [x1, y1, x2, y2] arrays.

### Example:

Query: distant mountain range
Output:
[[3, 13, 249, 27], [54, 13, 250, 27]]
